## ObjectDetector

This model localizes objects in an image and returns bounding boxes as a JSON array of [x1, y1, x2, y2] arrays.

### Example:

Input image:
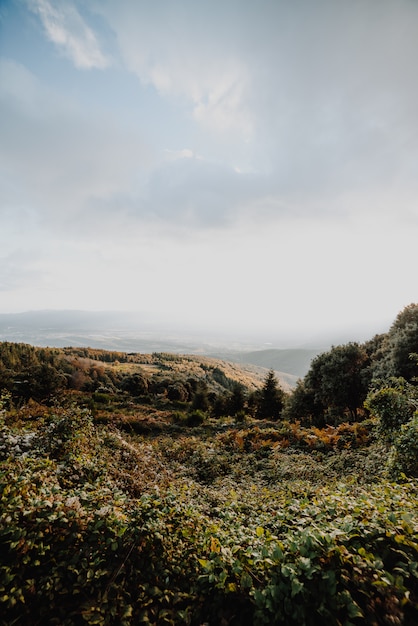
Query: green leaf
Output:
[[291, 578, 303, 597], [240, 571, 253, 588], [347, 600, 364, 618]]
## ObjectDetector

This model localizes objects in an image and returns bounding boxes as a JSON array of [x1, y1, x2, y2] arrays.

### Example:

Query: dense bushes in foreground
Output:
[[1, 405, 418, 625], [1, 304, 417, 624]]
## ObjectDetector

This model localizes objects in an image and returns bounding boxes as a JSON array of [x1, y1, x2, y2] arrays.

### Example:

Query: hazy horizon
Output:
[[1, 1, 417, 338], [0, 306, 397, 353]]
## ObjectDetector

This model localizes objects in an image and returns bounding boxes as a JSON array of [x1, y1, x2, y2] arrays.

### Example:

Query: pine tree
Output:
[[256, 369, 284, 420]]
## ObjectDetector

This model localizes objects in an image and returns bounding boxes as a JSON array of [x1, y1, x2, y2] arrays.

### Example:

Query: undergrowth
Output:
[[1, 403, 417, 625]]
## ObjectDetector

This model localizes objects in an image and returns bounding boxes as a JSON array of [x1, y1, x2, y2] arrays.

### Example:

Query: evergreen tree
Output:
[[256, 369, 285, 420], [227, 383, 246, 416]]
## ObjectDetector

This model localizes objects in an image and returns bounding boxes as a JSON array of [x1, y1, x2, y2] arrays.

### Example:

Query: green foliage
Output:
[[1, 304, 418, 625], [306, 343, 371, 422], [120, 372, 149, 396], [387, 412, 418, 478], [283, 379, 324, 425], [227, 383, 247, 416], [1, 400, 418, 625], [364, 375, 418, 477], [284, 305, 418, 428], [371, 303, 418, 382], [365, 383, 414, 441], [255, 370, 285, 420]]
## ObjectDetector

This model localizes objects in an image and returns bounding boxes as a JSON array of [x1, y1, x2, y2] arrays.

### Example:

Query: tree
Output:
[[371, 303, 418, 382], [283, 379, 325, 426], [120, 373, 149, 396], [387, 413, 418, 478], [256, 370, 285, 420], [297, 343, 370, 423], [191, 381, 210, 412], [167, 382, 189, 402], [15, 363, 67, 402], [227, 383, 246, 417]]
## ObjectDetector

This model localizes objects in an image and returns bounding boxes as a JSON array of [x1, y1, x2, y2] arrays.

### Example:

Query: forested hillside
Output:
[[1, 304, 417, 625]]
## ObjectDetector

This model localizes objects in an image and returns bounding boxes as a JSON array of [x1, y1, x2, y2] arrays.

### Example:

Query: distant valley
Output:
[[0, 310, 324, 385]]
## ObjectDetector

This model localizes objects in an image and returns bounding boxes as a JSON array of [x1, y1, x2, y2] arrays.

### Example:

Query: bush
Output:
[[1, 396, 418, 625], [365, 386, 414, 441], [186, 409, 206, 427], [387, 412, 418, 478]]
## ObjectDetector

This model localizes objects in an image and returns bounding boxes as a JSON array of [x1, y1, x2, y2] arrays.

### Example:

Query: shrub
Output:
[[186, 409, 206, 427], [1, 393, 418, 625], [387, 412, 418, 478], [365, 386, 414, 441]]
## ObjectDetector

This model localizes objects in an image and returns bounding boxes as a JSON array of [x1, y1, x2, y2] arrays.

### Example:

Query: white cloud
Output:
[[1, 0, 417, 338], [28, 0, 109, 69], [163, 148, 196, 161], [0, 59, 151, 233], [0, 251, 44, 292], [192, 63, 251, 135], [95, 0, 418, 193], [97, 1, 252, 136]]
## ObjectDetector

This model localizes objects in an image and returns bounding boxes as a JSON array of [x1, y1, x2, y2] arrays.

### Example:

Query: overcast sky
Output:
[[0, 0, 417, 344]]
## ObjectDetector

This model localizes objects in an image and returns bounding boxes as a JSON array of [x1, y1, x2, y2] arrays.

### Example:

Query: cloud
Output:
[[0, 59, 151, 234], [0, 251, 44, 292], [27, 0, 109, 69], [97, 0, 252, 137], [93, 0, 418, 213], [0, 0, 416, 338], [138, 155, 255, 227], [243, 0, 418, 192], [4, 0, 418, 241]]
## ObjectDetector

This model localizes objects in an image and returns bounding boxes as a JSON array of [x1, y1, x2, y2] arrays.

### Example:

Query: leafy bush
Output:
[[387, 412, 418, 479], [1, 395, 418, 625], [365, 385, 414, 441], [185, 409, 206, 427]]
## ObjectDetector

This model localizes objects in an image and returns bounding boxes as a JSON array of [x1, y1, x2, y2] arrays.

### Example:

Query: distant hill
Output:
[[221, 348, 320, 380], [0, 311, 321, 386], [0, 310, 215, 353]]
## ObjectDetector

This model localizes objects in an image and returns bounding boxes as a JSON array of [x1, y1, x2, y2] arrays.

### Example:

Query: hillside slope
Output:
[[211, 348, 320, 381]]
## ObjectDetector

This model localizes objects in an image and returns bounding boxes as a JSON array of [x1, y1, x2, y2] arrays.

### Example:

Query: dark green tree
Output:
[[191, 381, 210, 412], [371, 303, 418, 382], [15, 363, 67, 402], [167, 382, 189, 402], [364, 382, 415, 441], [227, 383, 246, 417], [256, 369, 285, 420], [287, 342, 371, 425], [283, 379, 325, 426], [305, 342, 370, 421], [120, 372, 149, 396]]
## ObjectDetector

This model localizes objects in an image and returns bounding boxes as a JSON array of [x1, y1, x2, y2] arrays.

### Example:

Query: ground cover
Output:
[[1, 399, 417, 625]]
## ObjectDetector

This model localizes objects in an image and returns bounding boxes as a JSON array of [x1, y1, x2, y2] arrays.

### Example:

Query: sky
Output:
[[0, 0, 417, 345]]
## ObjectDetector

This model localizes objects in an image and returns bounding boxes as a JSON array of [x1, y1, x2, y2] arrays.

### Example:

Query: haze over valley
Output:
[[0, 308, 398, 386]]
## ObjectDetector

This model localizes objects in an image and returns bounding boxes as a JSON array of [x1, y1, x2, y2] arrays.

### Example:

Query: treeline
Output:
[[0, 303, 417, 430], [284, 303, 418, 426], [0, 342, 285, 421]]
